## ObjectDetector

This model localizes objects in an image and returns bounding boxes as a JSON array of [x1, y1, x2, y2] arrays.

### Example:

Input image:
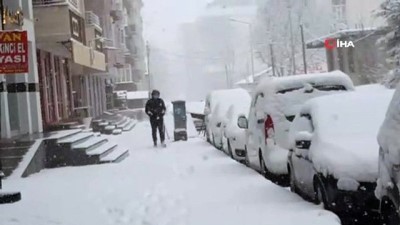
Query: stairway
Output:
[[0, 140, 34, 177], [92, 115, 137, 135], [46, 129, 129, 168]]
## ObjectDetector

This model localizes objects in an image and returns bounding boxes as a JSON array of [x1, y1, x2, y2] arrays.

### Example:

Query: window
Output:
[[71, 17, 80, 37], [299, 114, 314, 132], [120, 29, 125, 44], [332, 0, 346, 23]]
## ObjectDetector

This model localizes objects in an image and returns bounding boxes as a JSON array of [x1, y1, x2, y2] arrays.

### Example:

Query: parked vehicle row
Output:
[[204, 70, 400, 223]]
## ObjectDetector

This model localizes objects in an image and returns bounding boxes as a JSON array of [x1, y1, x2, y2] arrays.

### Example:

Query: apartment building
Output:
[[32, 0, 106, 130], [0, 0, 43, 139], [84, 0, 146, 107]]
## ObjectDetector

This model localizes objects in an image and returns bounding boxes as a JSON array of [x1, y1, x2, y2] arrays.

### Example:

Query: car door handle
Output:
[[257, 119, 264, 124]]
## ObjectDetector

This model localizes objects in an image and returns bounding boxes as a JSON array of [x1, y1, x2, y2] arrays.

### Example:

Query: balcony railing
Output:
[[85, 11, 101, 28], [33, 0, 79, 11]]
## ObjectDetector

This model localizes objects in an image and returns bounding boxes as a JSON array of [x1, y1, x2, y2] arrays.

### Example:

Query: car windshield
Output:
[[0, 0, 394, 224]]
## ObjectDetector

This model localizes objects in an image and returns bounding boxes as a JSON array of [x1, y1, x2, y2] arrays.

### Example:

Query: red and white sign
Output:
[[0, 31, 28, 74], [324, 38, 355, 50]]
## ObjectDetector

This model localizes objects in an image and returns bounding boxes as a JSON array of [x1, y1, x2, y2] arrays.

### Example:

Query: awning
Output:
[[306, 28, 387, 49], [71, 39, 106, 73]]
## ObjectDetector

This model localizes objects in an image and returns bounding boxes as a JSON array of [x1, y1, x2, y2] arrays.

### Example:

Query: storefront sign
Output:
[[0, 31, 28, 74]]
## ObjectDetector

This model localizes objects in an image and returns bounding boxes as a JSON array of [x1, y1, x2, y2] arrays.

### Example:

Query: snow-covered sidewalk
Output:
[[0, 122, 340, 225]]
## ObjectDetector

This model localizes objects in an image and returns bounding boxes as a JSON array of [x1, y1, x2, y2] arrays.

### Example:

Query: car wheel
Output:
[[227, 140, 234, 159], [381, 199, 400, 225], [259, 152, 268, 178], [288, 167, 298, 194], [315, 181, 330, 209], [244, 146, 250, 167], [212, 134, 217, 148]]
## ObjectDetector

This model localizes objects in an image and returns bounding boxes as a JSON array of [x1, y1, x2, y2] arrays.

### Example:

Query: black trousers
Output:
[[150, 118, 165, 143]]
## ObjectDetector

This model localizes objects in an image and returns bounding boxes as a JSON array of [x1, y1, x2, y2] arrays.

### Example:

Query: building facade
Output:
[[0, 0, 43, 139], [84, 0, 146, 108], [33, 0, 106, 130]]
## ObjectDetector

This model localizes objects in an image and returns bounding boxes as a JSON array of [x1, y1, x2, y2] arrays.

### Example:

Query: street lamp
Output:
[[229, 18, 255, 83]]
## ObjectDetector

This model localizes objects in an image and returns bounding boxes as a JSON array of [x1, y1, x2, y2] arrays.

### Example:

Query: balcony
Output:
[[125, 25, 136, 37], [32, 0, 82, 14], [34, 3, 86, 44], [85, 11, 102, 31], [110, 9, 123, 22]]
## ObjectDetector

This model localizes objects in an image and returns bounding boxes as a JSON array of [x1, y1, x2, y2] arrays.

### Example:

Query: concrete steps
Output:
[[46, 130, 129, 167], [0, 140, 34, 177], [92, 115, 137, 135]]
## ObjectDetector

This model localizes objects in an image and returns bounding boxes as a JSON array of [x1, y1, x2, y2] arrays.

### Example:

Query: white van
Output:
[[244, 71, 354, 185], [204, 88, 250, 149]]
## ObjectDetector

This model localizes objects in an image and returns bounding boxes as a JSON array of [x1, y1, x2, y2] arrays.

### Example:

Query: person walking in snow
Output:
[[145, 90, 167, 147]]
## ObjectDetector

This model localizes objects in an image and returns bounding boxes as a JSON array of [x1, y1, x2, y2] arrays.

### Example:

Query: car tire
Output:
[[288, 166, 298, 194], [227, 140, 234, 159], [381, 199, 400, 225], [212, 134, 217, 149], [244, 146, 250, 167], [315, 181, 330, 210], [259, 152, 268, 178]]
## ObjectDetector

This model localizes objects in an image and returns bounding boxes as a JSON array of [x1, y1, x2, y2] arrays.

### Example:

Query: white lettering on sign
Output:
[[0, 43, 26, 54]]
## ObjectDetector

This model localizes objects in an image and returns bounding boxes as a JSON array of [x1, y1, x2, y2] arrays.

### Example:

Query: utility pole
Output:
[[300, 24, 308, 74], [225, 64, 230, 88], [146, 41, 151, 97], [288, 1, 296, 75], [269, 44, 276, 77], [249, 24, 255, 83], [229, 19, 255, 82]]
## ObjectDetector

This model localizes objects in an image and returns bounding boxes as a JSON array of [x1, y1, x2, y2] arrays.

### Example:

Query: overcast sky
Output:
[[141, 0, 212, 100], [142, 0, 211, 47]]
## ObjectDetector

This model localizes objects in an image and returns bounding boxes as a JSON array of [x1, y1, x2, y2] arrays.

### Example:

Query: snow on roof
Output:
[[235, 67, 273, 85], [306, 27, 384, 49], [126, 91, 149, 100], [255, 70, 355, 94], [303, 89, 394, 181]]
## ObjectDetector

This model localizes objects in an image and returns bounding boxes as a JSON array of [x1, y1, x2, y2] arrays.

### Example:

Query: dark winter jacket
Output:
[[145, 98, 166, 120]]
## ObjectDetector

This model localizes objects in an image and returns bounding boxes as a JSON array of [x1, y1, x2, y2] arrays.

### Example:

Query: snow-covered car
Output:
[[288, 90, 393, 215], [205, 88, 251, 149], [244, 71, 354, 185], [221, 93, 251, 161], [376, 86, 400, 225]]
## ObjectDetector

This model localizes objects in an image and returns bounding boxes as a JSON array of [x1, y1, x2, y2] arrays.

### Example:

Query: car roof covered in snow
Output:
[[300, 89, 394, 181], [209, 88, 250, 119], [255, 70, 354, 95], [225, 93, 251, 121], [207, 88, 249, 111]]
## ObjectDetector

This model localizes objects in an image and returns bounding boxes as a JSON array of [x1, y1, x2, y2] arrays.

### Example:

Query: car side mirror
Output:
[[295, 131, 313, 150], [204, 107, 211, 115], [237, 116, 248, 129]]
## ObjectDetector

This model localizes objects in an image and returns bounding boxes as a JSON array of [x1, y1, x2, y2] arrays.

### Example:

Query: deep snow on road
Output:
[[0, 122, 340, 225]]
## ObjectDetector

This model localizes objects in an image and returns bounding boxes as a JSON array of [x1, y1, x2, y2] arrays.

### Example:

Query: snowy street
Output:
[[0, 122, 340, 225]]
